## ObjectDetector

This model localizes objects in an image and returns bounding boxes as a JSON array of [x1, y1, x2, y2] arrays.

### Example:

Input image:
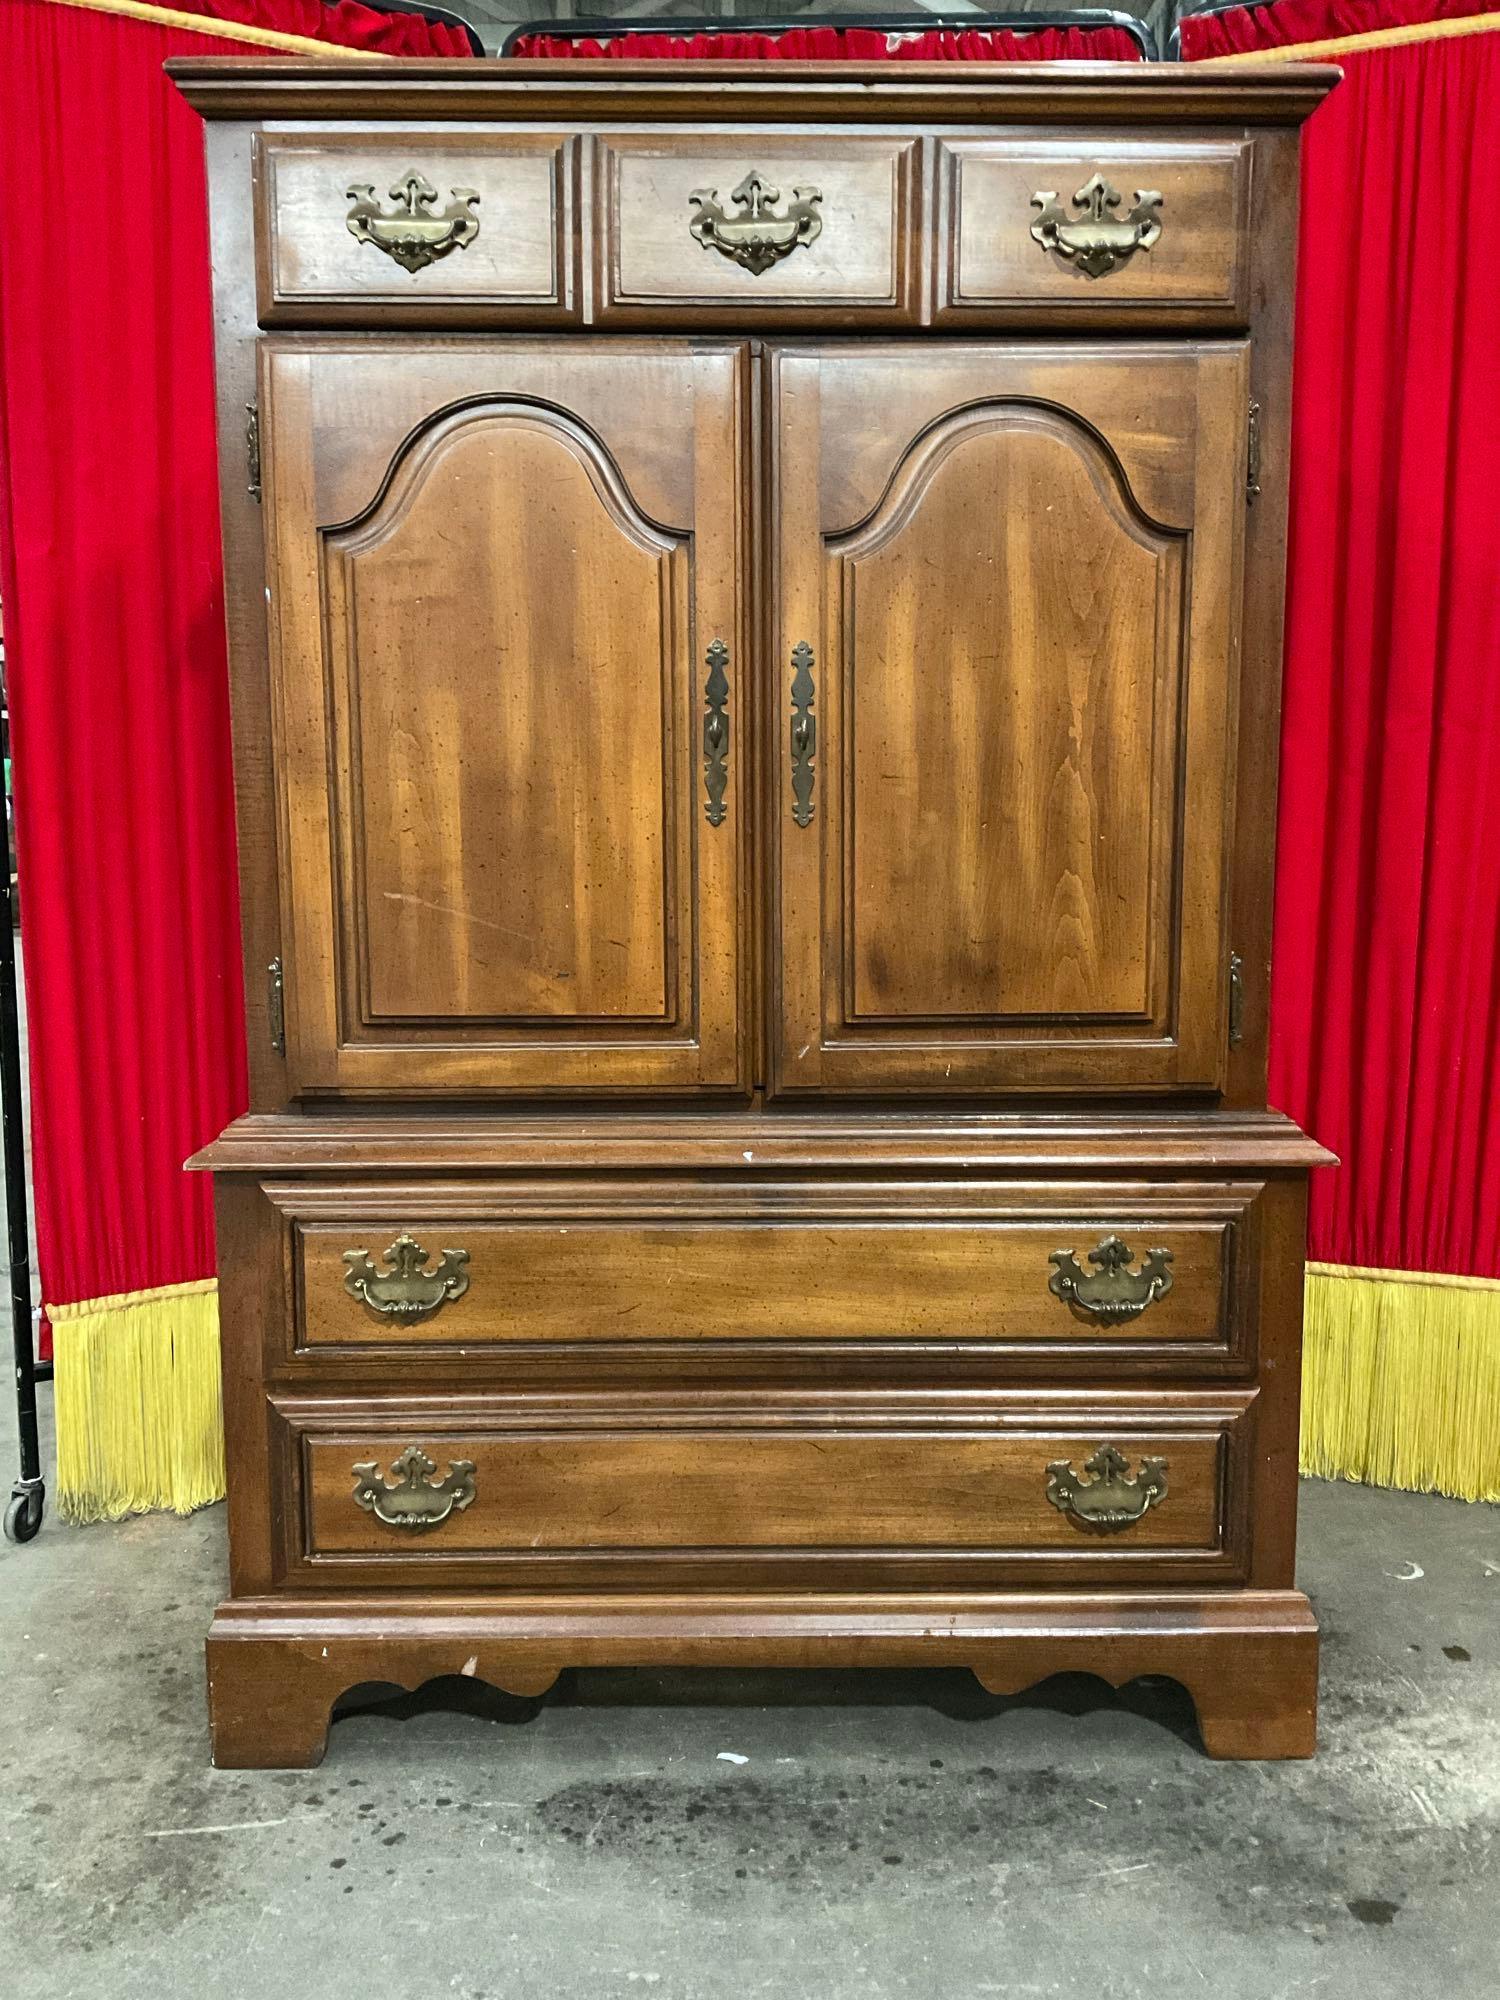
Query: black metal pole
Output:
[[1, 733, 42, 1542]]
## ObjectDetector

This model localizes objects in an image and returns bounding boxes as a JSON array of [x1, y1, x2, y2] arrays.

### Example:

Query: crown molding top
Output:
[[167, 57, 1341, 127]]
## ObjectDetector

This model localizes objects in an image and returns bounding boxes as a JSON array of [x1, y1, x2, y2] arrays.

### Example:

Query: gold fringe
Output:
[[49, 1280, 225, 1523], [1199, 8, 1500, 64], [1301, 1264, 1500, 1503], [41, 0, 391, 58]]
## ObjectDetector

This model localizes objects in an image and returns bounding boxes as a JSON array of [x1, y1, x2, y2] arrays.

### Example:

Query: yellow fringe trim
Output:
[[1301, 1263, 1500, 1503], [1200, 8, 1500, 64], [41, 0, 391, 58], [49, 1280, 226, 1523]]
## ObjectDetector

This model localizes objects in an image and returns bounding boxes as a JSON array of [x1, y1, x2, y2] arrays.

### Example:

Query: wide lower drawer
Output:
[[277, 1178, 1263, 1368], [270, 1391, 1253, 1590]]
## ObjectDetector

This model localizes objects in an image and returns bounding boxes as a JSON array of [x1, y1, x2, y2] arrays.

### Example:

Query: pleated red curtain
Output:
[[1188, 1, 1500, 1497], [0, 0, 469, 1521], [511, 26, 1144, 60]]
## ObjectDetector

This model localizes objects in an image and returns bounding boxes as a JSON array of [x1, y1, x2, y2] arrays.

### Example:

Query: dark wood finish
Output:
[[288, 1178, 1255, 1358], [593, 134, 921, 325], [255, 132, 577, 325], [264, 338, 748, 1095], [182, 61, 1338, 1768], [205, 1590, 1319, 1768], [282, 1391, 1250, 1587], [936, 138, 1252, 327], [771, 340, 1245, 1095]]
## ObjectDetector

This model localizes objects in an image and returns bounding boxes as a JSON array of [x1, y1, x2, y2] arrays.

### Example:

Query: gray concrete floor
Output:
[[1, 1372, 1497, 2000]]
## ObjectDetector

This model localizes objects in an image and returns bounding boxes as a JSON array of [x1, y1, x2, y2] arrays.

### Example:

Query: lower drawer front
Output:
[[278, 1396, 1252, 1589], [283, 1179, 1260, 1364]]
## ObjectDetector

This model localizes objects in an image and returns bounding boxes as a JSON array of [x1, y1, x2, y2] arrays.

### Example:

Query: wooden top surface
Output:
[[167, 58, 1341, 127], [191, 1107, 1335, 1174]]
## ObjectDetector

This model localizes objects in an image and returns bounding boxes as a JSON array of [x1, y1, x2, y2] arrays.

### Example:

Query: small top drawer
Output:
[[594, 134, 920, 323], [937, 138, 1252, 325], [253, 133, 575, 324]]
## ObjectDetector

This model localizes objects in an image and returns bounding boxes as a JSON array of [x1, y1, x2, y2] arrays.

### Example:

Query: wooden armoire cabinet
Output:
[[177, 57, 1337, 1767]]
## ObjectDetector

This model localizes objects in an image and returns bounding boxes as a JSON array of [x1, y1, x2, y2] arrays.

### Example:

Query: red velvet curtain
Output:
[[1190, 7, 1500, 1285], [1179, 0, 1487, 56], [0, 0, 466, 1362], [512, 26, 1144, 61]]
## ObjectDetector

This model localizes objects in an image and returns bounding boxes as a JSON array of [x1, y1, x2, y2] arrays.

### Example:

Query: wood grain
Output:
[[256, 132, 573, 324], [770, 340, 1247, 1095], [939, 138, 1251, 325], [184, 61, 1335, 1768]]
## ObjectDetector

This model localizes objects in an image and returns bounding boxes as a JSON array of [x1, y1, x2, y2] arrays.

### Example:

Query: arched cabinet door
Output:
[[262, 341, 747, 1097], [769, 342, 1248, 1097]]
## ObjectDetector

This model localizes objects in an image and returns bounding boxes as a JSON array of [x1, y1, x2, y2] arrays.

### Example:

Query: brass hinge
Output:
[[1246, 399, 1262, 504], [1228, 951, 1245, 1047], [267, 956, 285, 1055], [246, 401, 261, 501]]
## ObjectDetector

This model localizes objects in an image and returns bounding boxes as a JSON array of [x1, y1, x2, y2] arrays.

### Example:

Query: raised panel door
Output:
[[263, 340, 747, 1095], [770, 341, 1247, 1095]]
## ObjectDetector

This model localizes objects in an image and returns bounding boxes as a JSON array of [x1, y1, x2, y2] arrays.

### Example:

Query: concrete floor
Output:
[[1, 1373, 1497, 2000]]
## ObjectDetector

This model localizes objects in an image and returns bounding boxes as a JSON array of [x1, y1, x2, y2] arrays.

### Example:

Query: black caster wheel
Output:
[[3, 1482, 44, 1543]]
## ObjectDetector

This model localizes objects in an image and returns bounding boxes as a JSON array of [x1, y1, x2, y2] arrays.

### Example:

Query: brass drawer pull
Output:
[[1048, 1234, 1173, 1322], [703, 639, 730, 826], [346, 171, 480, 274], [1046, 1446, 1168, 1532], [1030, 174, 1162, 280], [688, 171, 823, 276], [790, 640, 817, 826], [343, 1232, 470, 1323], [351, 1446, 477, 1531]]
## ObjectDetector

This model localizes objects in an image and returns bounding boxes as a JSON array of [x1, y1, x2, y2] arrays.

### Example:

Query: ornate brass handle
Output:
[[346, 171, 480, 274], [350, 1446, 477, 1532], [1046, 1446, 1168, 1532], [1030, 174, 1162, 281], [1048, 1235, 1173, 1322], [343, 1232, 470, 1324], [689, 171, 823, 276], [704, 639, 730, 826], [790, 641, 816, 827]]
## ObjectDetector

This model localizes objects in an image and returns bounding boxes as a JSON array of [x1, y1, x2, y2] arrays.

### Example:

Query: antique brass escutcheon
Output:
[[1045, 1446, 1168, 1532], [703, 639, 730, 827], [345, 171, 480, 274], [688, 171, 823, 276], [1029, 174, 1163, 280], [350, 1445, 477, 1531], [790, 641, 817, 827], [343, 1232, 470, 1323], [1048, 1235, 1173, 1322]]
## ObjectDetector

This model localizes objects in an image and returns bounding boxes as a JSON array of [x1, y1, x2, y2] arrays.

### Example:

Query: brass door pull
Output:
[[346, 171, 480, 274], [1048, 1235, 1173, 1322], [351, 1446, 477, 1531], [1030, 174, 1162, 280], [1046, 1446, 1168, 1532], [688, 171, 823, 276], [790, 641, 817, 826], [343, 1232, 470, 1323], [704, 639, 730, 826]]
